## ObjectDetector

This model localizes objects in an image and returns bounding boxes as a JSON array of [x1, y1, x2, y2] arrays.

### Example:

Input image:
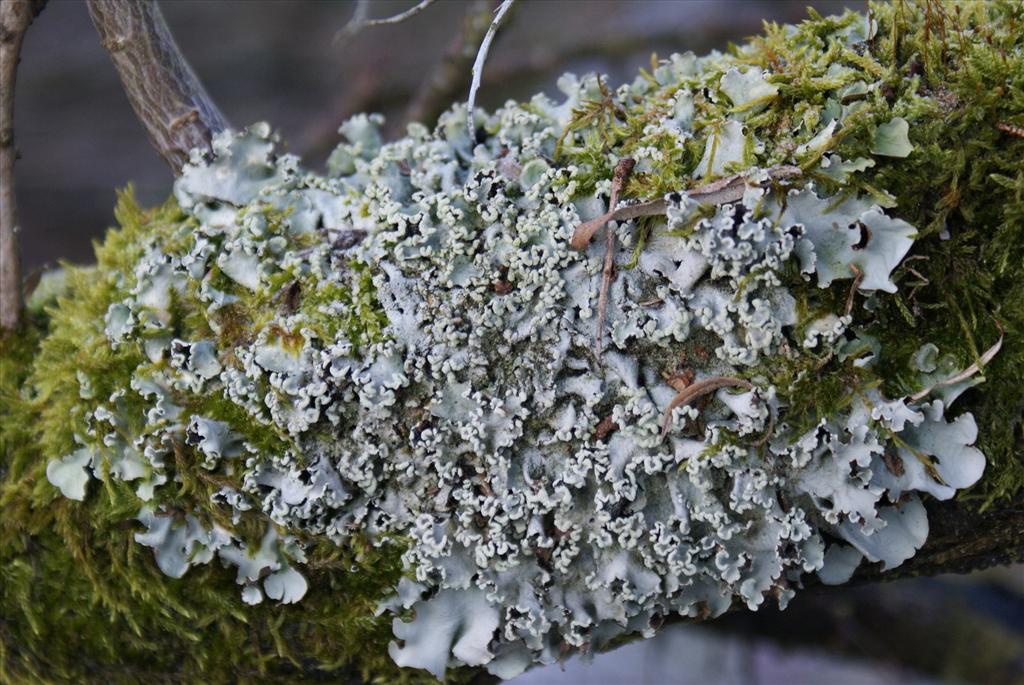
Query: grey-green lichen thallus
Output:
[[3, 2, 1021, 682]]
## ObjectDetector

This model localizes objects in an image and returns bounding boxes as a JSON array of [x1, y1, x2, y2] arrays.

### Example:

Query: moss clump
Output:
[[0, 193, 446, 685]]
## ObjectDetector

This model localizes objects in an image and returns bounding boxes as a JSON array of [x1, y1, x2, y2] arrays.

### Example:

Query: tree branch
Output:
[[0, 0, 45, 333], [336, 0, 439, 45], [86, 0, 228, 173]]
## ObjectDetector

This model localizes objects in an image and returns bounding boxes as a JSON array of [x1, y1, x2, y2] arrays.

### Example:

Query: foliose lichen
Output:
[[3, 1, 1022, 682]]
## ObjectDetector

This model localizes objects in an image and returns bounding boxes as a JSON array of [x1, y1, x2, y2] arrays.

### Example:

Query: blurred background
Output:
[[10, 1, 1024, 683]]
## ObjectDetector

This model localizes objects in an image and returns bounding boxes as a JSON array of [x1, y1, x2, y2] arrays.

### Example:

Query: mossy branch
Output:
[[86, 0, 228, 173]]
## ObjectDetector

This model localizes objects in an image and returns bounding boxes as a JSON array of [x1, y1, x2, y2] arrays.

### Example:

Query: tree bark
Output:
[[0, 0, 45, 333], [86, 0, 228, 173]]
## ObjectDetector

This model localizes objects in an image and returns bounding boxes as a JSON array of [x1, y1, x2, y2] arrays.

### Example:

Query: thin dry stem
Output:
[[591, 158, 635, 356], [594, 227, 616, 357], [466, 0, 515, 139], [404, 0, 493, 128], [845, 264, 864, 316], [0, 0, 46, 332], [909, 321, 1004, 401], [570, 165, 802, 250], [661, 376, 754, 439], [336, 0, 438, 45]]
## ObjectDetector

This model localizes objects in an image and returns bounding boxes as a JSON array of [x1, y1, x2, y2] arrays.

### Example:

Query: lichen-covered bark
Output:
[[1, 1, 1022, 683]]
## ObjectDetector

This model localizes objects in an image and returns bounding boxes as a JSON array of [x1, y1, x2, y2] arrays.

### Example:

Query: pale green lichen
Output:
[[2, 1, 1022, 682]]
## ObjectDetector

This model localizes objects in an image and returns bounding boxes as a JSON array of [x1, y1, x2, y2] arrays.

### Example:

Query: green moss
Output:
[[1, 192, 433, 684]]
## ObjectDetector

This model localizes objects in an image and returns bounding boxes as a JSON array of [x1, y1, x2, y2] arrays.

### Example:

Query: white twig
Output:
[[336, 0, 437, 45], [466, 0, 515, 140], [909, 324, 1004, 402]]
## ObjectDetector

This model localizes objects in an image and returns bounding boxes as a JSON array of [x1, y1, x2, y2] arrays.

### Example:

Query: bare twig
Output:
[[0, 0, 46, 332], [592, 158, 635, 356], [466, 0, 515, 139], [570, 165, 802, 250], [87, 0, 228, 172], [661, 376, 753, 439], [909, 322, 1004, 401], [594, 227, 616, 357], [336, 0, 438, 45], [844, 264, 863, 316], [404, 0, 493, 129]]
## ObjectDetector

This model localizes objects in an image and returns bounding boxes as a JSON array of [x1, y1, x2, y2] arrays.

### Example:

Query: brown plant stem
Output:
[[661, 376, 754, 439], [570, 164, 802, 250], [591, 158, 634, 356], [87, 0, 228, 173], [0, 0, 46, 333]]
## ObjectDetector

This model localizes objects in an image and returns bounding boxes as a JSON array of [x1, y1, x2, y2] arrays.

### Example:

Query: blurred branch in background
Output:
[[0, 0, 45, 332], [711, 572, 1024, 685], [512, 570, 1024, 684], [335, 0, 438, 46], [403, 0, 495, 132], [87, 0, 228, 172]]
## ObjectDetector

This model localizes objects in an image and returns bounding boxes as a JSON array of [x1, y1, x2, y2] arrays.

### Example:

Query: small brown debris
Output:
[[663, 368, 695, 393], [494, 264, 514, 295], [845, 264, 864, 316], [279, 280, 301, 315], [594, 415, 619, 440], [882, 450, 905, 477], [493, 279, 514, 295], [996, 121, 1024, 138]]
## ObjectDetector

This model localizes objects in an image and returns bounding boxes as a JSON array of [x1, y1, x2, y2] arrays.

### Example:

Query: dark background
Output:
[[10, 2, 1024, 683]]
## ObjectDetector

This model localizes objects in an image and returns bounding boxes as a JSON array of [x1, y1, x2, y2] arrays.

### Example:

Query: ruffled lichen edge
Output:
[[0, 194, 459, 685], [554, 0, 1023, 507], [0, 1, 1021, 682]]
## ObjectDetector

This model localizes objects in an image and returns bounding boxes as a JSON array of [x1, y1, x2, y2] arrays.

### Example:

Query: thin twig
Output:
[[404, 0, 493, 128], [592, 158, 635, 356], [570, 165, 802, 250], [660, 376, 754, 439], [87, 0, 228, 172], [594, 227, 616, 357], [335, 0, 438, 45], [845, 264, 864, 316], [909, 322, 1004, 401], [0, 0, 46, 332], [466, 0, 515, 139]]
